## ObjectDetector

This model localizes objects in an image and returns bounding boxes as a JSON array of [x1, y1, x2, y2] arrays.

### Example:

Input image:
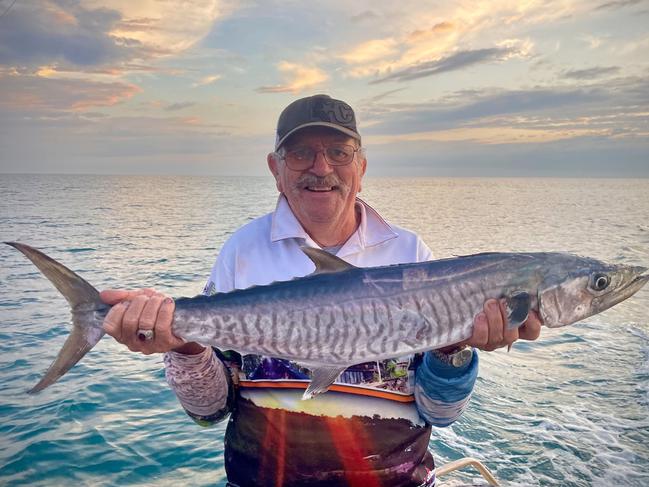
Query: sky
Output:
[[0, 0, 647, 177]]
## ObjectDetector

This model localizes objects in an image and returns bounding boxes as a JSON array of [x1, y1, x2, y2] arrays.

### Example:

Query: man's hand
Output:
[[466, 298, 542, 351], [101, 288, 199, 355]]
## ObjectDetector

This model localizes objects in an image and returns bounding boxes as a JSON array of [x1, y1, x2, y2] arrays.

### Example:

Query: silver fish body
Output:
[[6, 242, 648, 398], [175, 252, 538, 363]]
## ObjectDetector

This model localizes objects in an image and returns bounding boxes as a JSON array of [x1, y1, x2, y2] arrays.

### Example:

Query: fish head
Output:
[[539, 258, 648, 328]]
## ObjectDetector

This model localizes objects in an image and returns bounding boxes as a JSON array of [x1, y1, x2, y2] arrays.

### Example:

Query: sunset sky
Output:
[[0, 0, 647, 176]]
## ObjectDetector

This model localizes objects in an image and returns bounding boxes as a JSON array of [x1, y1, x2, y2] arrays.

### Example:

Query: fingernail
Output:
[[164, 298, 173, 305], [477, 312, 487, 323], [489, 301, 499, 312]]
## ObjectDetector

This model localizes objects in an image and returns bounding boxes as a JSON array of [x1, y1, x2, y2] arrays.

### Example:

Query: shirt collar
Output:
[[270, 194, 398, 255]]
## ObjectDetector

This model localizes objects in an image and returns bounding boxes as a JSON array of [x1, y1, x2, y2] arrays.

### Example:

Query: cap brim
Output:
[[275, 122, 361, 150]]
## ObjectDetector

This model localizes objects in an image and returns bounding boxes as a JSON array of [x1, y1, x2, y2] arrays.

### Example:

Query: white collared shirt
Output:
[[204, 194, 433, 294]]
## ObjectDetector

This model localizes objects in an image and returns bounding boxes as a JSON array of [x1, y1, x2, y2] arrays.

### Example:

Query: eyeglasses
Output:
[[279, 144, 360, 171]]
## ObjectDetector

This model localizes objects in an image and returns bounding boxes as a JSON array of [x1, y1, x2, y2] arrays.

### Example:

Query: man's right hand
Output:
[[101, 289, 204, 355]]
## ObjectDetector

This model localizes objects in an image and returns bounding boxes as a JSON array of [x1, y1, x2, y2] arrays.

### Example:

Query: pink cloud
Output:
[[0, 75, 141, 112]]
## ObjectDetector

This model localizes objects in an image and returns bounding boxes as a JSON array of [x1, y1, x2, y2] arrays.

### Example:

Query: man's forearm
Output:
[[164, 346, 232, 425], [414, 350, 478, 427]]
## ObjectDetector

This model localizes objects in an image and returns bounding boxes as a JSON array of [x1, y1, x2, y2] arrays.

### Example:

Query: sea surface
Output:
[[1, 174, 648, 487]]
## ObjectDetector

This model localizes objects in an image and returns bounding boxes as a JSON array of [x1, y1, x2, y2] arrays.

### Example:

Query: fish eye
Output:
[[591, 273, 610, 291]]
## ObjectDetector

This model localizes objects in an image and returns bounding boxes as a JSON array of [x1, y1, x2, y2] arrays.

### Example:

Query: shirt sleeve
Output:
[[164, 346, 235, 426], [164, 250, 237, 426], [414, 349, 478, 427]]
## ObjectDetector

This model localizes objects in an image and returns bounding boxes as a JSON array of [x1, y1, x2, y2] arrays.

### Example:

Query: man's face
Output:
[[267, 127, 367, 231]]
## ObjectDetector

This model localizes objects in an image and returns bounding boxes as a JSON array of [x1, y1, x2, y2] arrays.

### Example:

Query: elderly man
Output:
[[102, 94, 541, 487]]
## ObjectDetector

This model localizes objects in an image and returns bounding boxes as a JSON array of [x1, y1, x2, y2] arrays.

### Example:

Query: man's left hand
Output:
[[465, 298, 542, 351]]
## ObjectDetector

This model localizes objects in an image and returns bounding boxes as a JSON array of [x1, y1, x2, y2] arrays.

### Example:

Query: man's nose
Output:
[[310, 150, 334, 176]]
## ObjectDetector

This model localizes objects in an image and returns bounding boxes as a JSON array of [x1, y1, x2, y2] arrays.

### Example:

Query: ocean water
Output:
[[1, 174, 648, 487]]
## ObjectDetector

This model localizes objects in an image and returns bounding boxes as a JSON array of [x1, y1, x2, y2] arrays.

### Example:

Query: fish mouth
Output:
[[594, 266, 649, 311]]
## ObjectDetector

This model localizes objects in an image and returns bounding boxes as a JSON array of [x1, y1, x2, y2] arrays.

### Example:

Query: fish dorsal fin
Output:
[[301, 365, 348, 400], [300, 246, 355, 274]]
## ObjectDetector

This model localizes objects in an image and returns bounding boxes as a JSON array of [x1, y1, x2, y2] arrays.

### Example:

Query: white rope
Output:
[[434, 457, 500, 486]]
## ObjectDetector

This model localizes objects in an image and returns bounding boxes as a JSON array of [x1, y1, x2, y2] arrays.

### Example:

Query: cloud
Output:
[[360, 76, 649, 142], [112, 17, 159, 32], [366, 126, 612, 145], [256, 61, 327, 94], [579, 34, 605, 49], [562, 66, 620, 80], [407, 21, 455, 42], [108, 0, 221, 54], [364, 88, 599, 134], [370, 47, 517, 84], [0, 0, 222, 70], [358, 88, 407, 105], [165, 102, 196, 111], [0, 75, 140, 111], [595, 0, 644, 10], [364, 136, 649, 178], [334, 0, 584, 80], [350, 10, 379, 23], [0, 109, 266, 176], [0, 1, 128, 66], [340, 39, 399, 65], [618, 35, 649, 55], [192, 74, 222, 87]]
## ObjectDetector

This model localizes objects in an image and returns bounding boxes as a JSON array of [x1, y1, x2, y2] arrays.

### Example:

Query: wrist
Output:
[[425, 346, 474, 379], [431, 346, 473, 367]]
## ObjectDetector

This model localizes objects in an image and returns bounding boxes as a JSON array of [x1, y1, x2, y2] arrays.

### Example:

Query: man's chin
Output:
[[294, 194, 343, 217]]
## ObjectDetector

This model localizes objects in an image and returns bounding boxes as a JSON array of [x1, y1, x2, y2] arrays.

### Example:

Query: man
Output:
[[102, 94, 542, 486]]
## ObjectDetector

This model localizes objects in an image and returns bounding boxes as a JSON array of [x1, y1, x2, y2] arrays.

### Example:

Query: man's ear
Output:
[[358, 153, 367, 192], [267, 153, 282, 192]]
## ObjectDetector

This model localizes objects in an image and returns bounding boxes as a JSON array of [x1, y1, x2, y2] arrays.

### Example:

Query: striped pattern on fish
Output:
[[5, 242, 648, 399], [172, 251, 555, 364]]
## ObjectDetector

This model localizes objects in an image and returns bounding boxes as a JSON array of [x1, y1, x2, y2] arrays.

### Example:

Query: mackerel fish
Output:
[[6, 242, 648, 399]]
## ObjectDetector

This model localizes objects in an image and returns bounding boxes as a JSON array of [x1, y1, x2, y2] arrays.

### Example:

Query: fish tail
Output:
[[5, 242, 107, 393]]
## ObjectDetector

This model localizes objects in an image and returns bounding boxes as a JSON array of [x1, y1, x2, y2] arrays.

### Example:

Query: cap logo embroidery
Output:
[[313, 98, 354, 126]]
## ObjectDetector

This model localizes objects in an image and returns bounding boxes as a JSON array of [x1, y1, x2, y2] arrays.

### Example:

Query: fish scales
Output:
[[177, 262, 496, 363], [6, 242, 647, 398], [176, 255, 554, 362], [183, 265, 436, 361]]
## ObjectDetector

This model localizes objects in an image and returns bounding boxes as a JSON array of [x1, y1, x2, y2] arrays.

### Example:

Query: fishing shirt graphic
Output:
[[219, 350, 435, 487]]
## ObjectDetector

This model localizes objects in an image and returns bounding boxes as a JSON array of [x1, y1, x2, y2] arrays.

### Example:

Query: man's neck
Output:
[[301, 204, 361, 247]]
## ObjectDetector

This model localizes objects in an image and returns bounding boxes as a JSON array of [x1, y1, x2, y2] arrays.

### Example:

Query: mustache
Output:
[[294, 174, 348, 190]]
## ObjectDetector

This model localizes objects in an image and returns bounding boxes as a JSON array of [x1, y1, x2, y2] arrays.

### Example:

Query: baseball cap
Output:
[[275, 94, 361, 150]]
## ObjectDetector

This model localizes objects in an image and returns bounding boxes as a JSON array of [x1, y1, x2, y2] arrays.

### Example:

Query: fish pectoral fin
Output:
[[300, 246, 355, 274], [302, 365, 347, 400], [505, 291, 531, 329]]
